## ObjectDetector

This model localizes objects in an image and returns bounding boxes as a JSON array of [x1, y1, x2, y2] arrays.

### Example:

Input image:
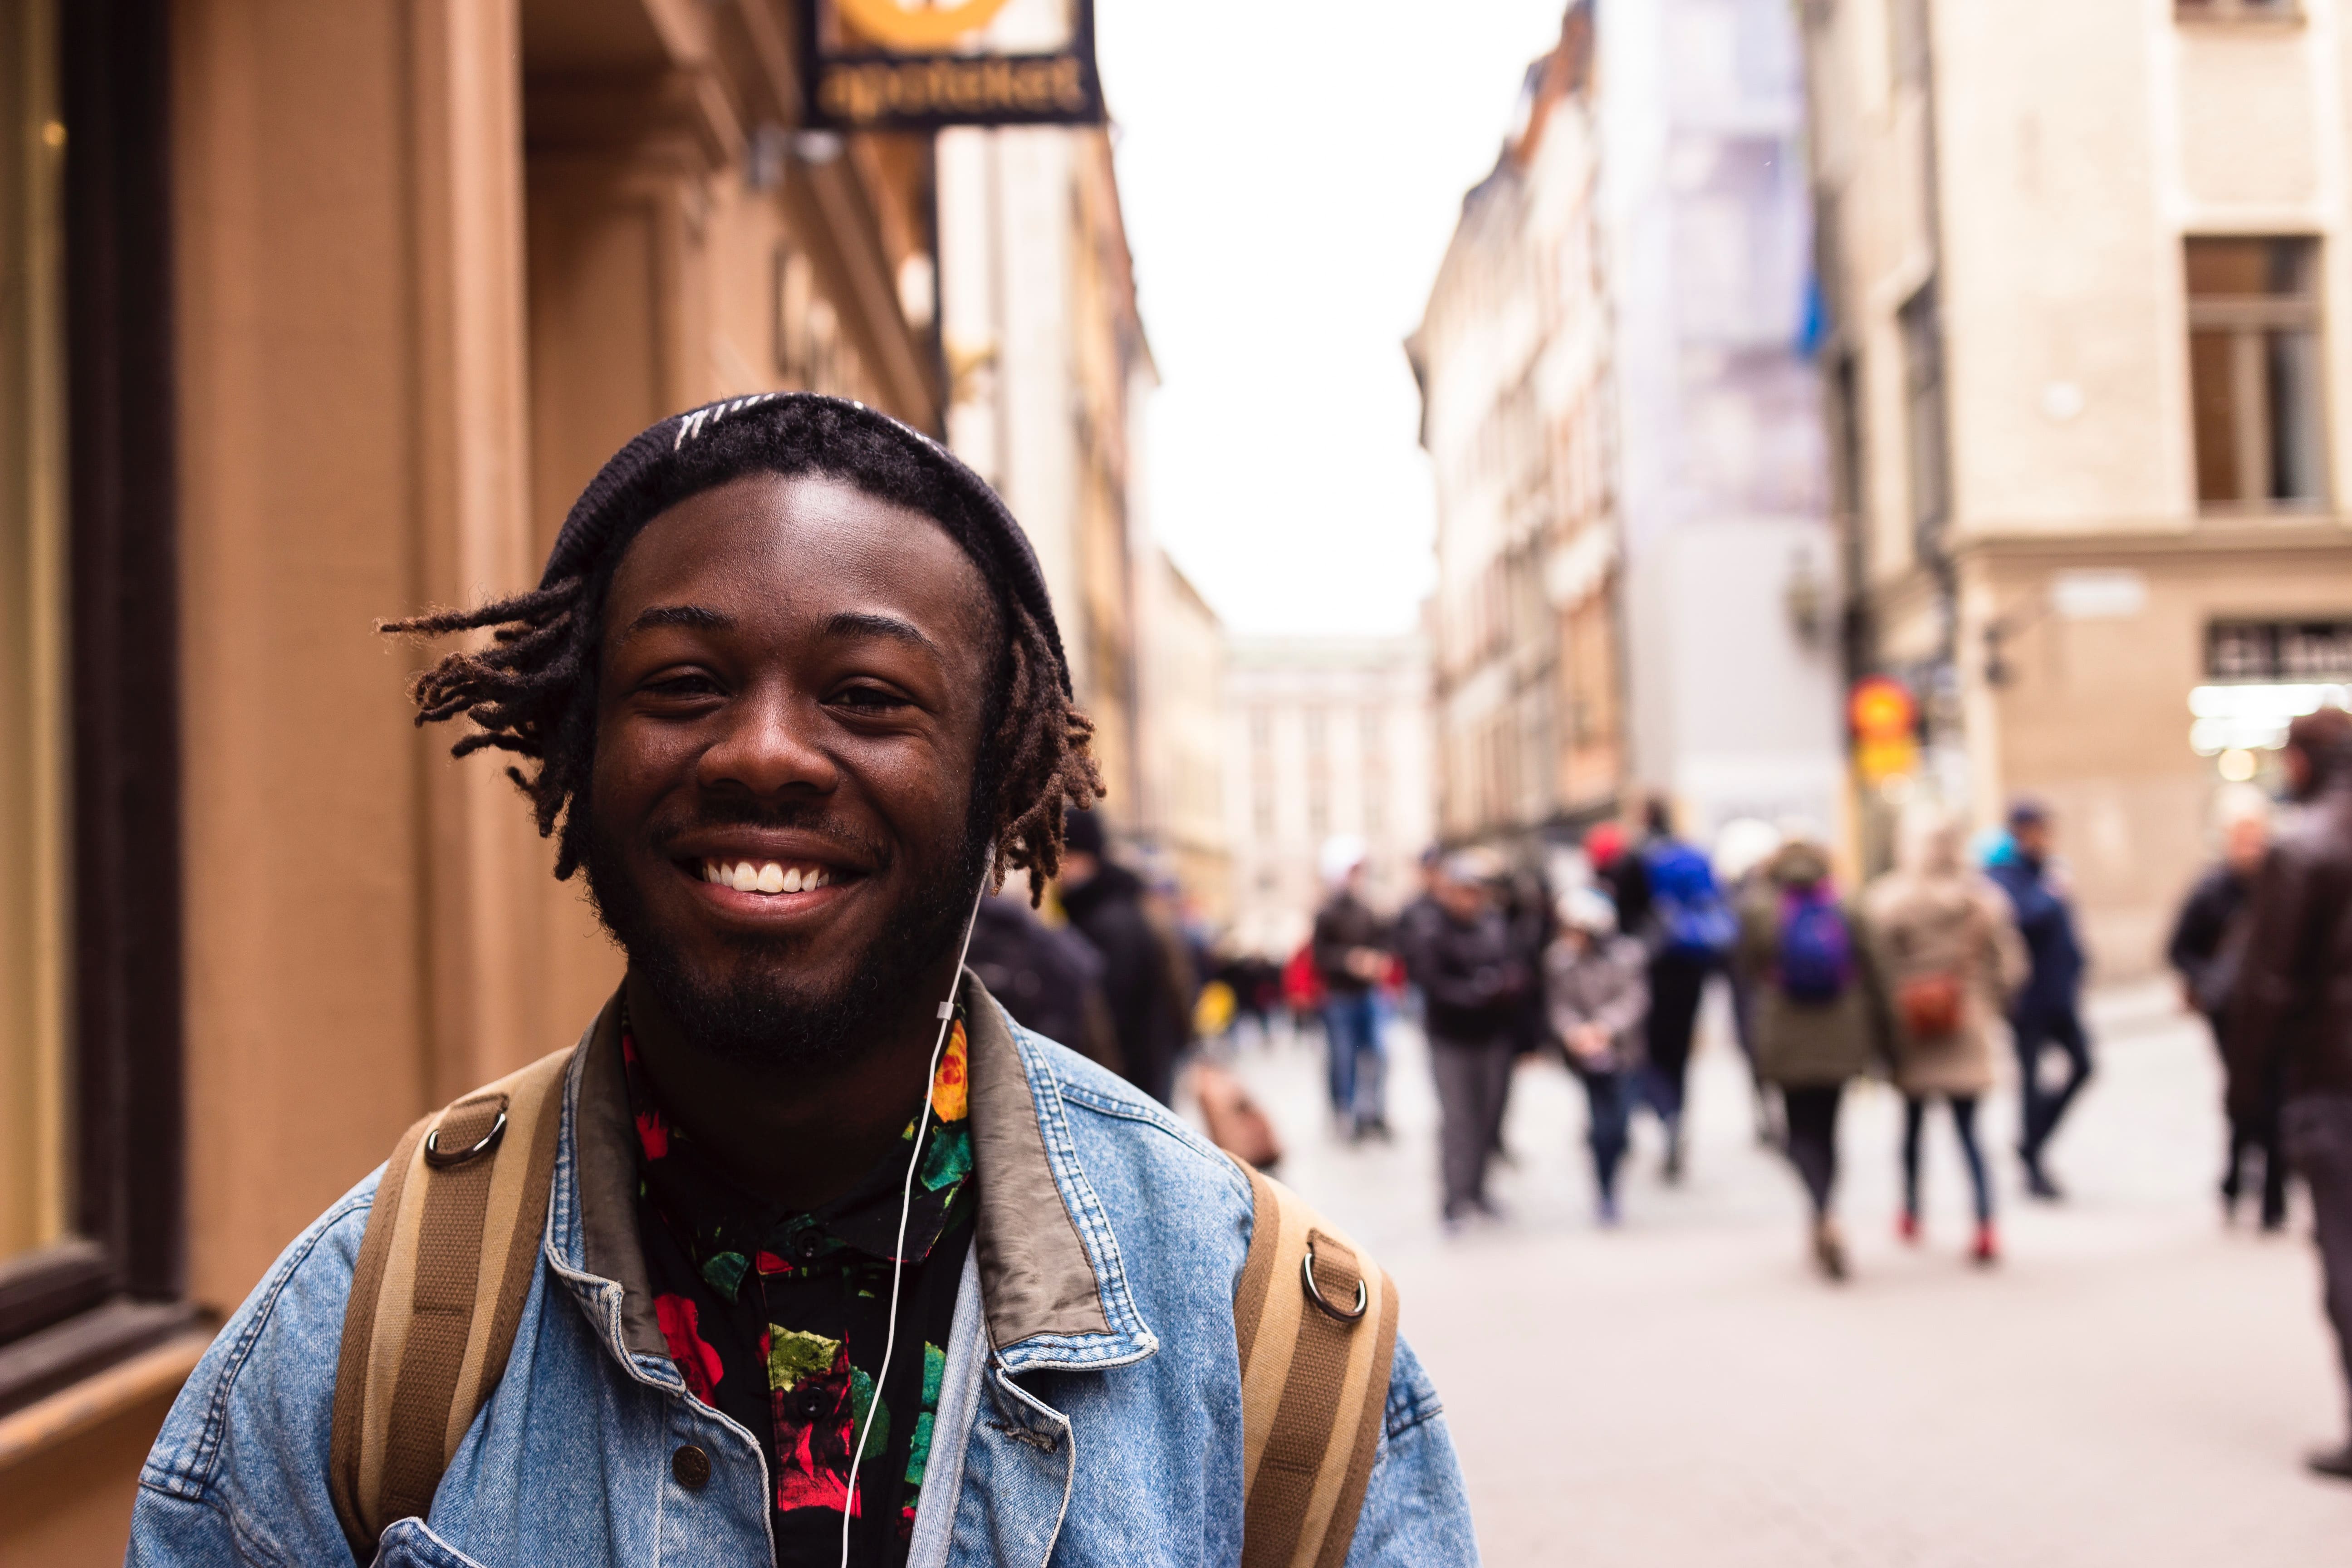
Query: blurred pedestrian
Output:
[[1058, 808, 1192, 1107], [1312, 837, 1394, 1140], [1738, 833, 1887, 1281], [1715, 816, 1786, 1146], [965, 882, 1123, 1075], [1866, 808, 2026, 1265], [2170, 786, 2281, 1228], [1987, 799, 2092, 1199], [1400, 848, 1529, 1229], [1546, 887, 1649, 1226], [1618, 797, 1736, 1181], [2225, 706, 2352, 1481]]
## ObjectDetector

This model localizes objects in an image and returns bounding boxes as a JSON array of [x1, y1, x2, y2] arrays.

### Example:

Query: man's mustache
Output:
[[647, 796, 892, 872]]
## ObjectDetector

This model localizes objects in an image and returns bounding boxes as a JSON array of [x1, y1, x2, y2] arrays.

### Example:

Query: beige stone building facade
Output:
[[1137, 549, 1230, 921], [1803, 0, 2352, 971], [1411, 6, 1628, 855], [0, 1, 957, 1558], [1223, 638, 1435, 959], [937, 122, 1155, 836]]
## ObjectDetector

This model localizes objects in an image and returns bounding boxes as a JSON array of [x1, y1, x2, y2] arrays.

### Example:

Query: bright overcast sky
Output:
[[1094, 1, 1572, 639]]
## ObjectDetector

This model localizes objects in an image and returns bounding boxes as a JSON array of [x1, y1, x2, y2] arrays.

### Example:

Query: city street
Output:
[[1212, 984, 2352, 1566]]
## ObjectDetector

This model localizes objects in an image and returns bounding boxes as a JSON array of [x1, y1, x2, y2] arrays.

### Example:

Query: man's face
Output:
[[2223, 813, 2269, 873], [1435, 876, 1487, 921], [2013, 817, 2052, 860], [583, 471, 998, 1065]]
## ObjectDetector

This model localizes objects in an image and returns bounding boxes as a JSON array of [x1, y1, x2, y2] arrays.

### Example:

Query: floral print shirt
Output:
[[623, 1012, 977, 1567]]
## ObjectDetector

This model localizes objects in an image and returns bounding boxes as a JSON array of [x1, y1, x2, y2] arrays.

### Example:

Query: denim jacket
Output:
[[127, 975, 1478, 1567]]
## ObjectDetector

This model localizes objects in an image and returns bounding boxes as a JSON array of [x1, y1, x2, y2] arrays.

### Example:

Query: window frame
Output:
[[2175, 0, 2303, 23], [0, 0, 191, 1416], [2185, 235, 2329, 515]]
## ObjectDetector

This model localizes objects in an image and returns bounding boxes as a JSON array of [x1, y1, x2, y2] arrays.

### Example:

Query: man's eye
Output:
[[833, 684, 909, 711], [644, 672, 722, 699]]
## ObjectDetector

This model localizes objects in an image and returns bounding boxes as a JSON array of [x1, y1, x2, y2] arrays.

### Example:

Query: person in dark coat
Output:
[[1399, 849, 1528, 1228], [1056, 808, 1190, 1107], [965, 883, 1122, 1074], [1986, 799, 2091, 1200], [2169, 792, 2279, 1227], [2226, 706, 2352, 1481]]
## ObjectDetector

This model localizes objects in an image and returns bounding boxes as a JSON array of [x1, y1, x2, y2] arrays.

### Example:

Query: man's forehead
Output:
[[606, 472, 995, 645]]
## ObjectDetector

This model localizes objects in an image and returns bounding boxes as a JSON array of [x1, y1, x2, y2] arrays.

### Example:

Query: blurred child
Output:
[[1546, 887, 1650, 1225]]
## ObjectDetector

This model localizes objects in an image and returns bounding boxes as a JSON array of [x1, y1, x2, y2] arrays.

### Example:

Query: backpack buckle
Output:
[[424, 1107, 508, 1168], [1300, 1237, 1368, 1323]]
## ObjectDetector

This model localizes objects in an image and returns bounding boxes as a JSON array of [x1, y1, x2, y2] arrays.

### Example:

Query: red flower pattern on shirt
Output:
[[655, 1293, 722, 1404]]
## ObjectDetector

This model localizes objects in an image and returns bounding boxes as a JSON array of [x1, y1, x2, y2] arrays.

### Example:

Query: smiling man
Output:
[[127, 396, 1475, 1568]]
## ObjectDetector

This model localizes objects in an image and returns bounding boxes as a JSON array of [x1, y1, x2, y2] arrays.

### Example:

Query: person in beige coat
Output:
[[1865, 808, 2028, 1264]]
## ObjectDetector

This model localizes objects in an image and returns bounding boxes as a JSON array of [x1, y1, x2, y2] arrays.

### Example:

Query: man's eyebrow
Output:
[[622, 603, 734, 637], [823, 610, 941, 656]]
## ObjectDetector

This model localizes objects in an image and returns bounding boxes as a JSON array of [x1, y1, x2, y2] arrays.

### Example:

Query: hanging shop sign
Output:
[[803, 0, 1104, 131], [1848, 675, 1919, 784]]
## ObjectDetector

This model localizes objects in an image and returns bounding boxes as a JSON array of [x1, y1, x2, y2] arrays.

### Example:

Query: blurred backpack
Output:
[[1642, 840, 1736, 960], [1776, 884, 1856, 1004]]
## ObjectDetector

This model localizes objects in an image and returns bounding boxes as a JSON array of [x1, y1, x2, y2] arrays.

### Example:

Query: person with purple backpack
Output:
[[1735, 830, 1892, 1281]]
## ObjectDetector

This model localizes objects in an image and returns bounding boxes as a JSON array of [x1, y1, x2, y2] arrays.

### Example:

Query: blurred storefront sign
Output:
[[1849, 675, 1919, 784], [2207, 617, 2352, 683], [804, 0, 1104, 130]]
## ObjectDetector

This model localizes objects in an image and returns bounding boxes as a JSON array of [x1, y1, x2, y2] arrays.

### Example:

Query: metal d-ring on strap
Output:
[[423, 1108, 508, 1168], [1300, 1238, 1368, 1323]]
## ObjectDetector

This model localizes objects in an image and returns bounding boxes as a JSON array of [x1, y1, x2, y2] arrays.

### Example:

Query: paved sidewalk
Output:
[[1213, 984, 2352, 1566]]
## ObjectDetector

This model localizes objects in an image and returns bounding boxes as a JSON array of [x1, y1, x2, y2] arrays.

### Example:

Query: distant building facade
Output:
[[1137, 550, 1231, 920], [1802, 0, 2352, 968], [1224, 638, 1434, 958], [1411, 5, 1625, 854], [1412, 0, 1841, 862], [938, 124, 1155, 833], [1600, 0, 1842, 843]]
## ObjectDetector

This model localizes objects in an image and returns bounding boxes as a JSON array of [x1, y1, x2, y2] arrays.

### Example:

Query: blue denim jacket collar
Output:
[[544, 973, 1161, 1389]]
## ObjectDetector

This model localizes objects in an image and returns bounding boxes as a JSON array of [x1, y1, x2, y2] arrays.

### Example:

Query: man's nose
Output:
[[695, 687, 839, 797]]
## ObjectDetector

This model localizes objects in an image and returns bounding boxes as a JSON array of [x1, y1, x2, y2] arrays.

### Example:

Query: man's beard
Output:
[[582, 795, 989, 1072]]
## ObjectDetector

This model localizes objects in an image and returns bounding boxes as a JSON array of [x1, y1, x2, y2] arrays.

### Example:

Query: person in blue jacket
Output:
[[1985, 799, 2091, 1200]]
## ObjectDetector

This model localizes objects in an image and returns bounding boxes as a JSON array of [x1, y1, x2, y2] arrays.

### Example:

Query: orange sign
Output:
[[1848, 676, 1917, 744]]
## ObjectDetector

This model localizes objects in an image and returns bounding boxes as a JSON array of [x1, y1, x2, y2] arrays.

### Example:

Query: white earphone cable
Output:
[[840, 846, 992, 1568]]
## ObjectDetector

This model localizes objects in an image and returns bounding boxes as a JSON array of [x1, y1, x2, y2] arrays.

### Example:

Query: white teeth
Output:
[[701, 858, 832, 894]]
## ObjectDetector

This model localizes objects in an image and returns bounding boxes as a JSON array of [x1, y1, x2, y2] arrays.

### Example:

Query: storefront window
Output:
[[0, 0, 70, 1270]]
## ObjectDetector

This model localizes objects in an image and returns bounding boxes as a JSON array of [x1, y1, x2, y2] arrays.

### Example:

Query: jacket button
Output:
[[672, 1444, 711, 1490]]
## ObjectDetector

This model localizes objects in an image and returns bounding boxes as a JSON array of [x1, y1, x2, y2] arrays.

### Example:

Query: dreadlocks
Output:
[[381, 397, 1100, 898]]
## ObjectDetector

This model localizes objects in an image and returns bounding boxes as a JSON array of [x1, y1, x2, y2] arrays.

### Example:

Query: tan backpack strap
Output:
[[1233, 1158, 1401, 1568], [329, 1045, 573, 1559]]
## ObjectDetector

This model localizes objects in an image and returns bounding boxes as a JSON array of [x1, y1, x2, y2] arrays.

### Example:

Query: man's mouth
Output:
[[696, 858, 839, 896]]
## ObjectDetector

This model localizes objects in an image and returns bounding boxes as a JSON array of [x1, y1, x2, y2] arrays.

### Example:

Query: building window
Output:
[[2187, 237, 2325, 510], [1, 0, 193, 1407], [2176, 0, 2300, 20], [1899, 281, 1950, 535]]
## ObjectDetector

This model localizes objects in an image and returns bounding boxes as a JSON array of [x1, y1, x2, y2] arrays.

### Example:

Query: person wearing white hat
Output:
[[1546, 888, 1649, 1225]]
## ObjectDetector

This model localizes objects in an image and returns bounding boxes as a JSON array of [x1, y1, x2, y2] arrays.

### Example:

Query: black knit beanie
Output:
[[540, 392, 1072, 697]]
